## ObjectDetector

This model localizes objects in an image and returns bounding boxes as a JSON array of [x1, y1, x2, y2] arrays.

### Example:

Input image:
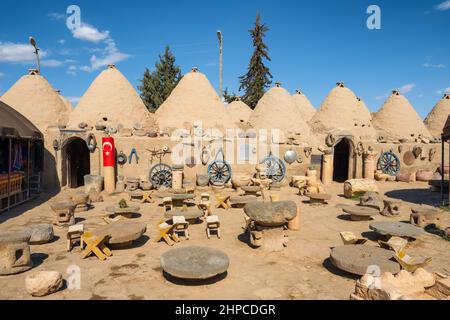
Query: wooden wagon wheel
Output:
[[377, 152, 400, 176], [149, 163, 172, 189], [207, 148, 232, 186], [260, 154, 286, 182]]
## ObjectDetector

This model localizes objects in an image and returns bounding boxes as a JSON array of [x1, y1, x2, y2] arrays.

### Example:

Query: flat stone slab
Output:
[[105, 205, 140, 214], [341, 205, 379, 217], [50, 200, 76, 211], [160, 246, 229, 280], [164, 209, 204, 220], [308, 193, 332, 201], [156, 193, 195, 201], [92, 221, 146, 246], [241, 186, 262, 193], [244, 201, 297, 227], [370, 221, 425, 238], [230, 195, 258, 205], [330, 245, 400, 276], [0, 230, 31, 244]]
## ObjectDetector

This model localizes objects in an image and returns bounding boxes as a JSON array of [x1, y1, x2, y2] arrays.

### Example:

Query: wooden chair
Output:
[[163, 197, 173, 213], [394, 250, 433, 273], [102, 215, 124, 224], [172, 216, 190, 240], [141, 191, 154, 204], [156, 220, 176, 246], [80, 232, 112, 260], [67, 224, 84, 252], [215, 194, 231, 210], [340, 231, 367, 245], [206, 215, 221, 239]]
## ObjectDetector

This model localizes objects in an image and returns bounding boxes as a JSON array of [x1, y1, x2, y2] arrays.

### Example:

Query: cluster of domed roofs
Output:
[[1, 64, 449, 142]]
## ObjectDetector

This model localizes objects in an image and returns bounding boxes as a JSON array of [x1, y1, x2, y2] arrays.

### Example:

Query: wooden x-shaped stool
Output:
[[156, 220, 177, 246], [80, 233, 113, 261], [215, 194, 231, 210], [141, 191, 154, 204]]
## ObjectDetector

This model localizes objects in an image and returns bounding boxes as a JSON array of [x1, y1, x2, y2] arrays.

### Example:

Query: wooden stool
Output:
[[80, 233, 112, 260], [215, 194, 231, 209], [163, 197, 173, 213], [206, 215, 221, 239], [67, 224, 84, 252], [141, 191, 154, 204], [198, 193, 212, 216], [173, 216, 190, 240], [156, 220, 175, 246]]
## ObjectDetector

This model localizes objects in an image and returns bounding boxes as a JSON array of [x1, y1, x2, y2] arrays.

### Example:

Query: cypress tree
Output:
[[138, 46, 182, 112], [238, 14, 273, 109]]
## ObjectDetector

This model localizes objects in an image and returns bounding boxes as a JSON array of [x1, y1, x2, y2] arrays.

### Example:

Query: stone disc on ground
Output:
[[160, 246, 229, 280], [341, 205, 379, 217], [370, 221, 424, 238], [330, 245, 400, 276], [92, 221, 146, 246], [244, 201, 297, 227]]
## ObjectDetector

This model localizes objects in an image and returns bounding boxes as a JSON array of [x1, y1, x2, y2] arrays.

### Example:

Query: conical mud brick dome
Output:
[[248, 83, 315, 141], [226, 97, 252, 126], [55, 89, 73, 115], [68, 64, 155, 129], [0, 69, 70, 131], [156, 68, 235, 131], [372, 90, 432, 139], [310, 82, 376, 140], [292, 89, 316, 122], [424, 94, 450, 137]]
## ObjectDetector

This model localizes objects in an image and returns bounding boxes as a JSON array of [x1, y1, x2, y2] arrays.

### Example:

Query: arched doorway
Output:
[[333, 139, 350, 182], [66, 138, 90, 188]]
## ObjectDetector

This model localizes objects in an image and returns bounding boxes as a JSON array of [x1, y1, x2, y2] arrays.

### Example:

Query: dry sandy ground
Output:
[[0, 181, 449, 300]]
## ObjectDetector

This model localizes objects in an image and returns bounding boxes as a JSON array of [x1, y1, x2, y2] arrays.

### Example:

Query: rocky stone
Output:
[[360, 191, 383, 211], [28, 224, 54, 245], [160, 246, 229, 280], [410, 208, 443, 228], [88, 189, 104, 203], [244, 201, 297, 227], [25, 271, 64, 297], [416, 170, 434, 182], [381, 199, 403, 217], [330, 245, 400, 276], [341, 205, 379, 221], [370, 221, 424, 238], [396, 172, 416, 183]]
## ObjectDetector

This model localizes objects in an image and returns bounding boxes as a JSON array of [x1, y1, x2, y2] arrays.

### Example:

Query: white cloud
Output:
[[67, 70, 77, 76], [58, 39, 66, 45], [68, 65, 77, 71], [375, 94, 388, 100], [436, 1, 450, 10], [65, 59, 76, 63], [436, 88, 450, 95], [0, 72, 4, 77], [398, 83, 416, 94], [423, 62, 445, 68], [0, 42, 47, 63], [67, 96, 81, 105], [41, 59, 64, 67], [81, 39, 131, 72], [48, 12, 66, 21], [72, 24, 110, 43]]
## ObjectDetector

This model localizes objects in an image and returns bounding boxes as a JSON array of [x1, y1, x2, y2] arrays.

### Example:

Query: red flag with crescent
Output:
[[102, 137, 115, 167]]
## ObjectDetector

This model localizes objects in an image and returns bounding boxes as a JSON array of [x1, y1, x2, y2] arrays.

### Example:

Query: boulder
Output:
[[396, 172, 416, 183], [360, 191, 384, 211], [416, 170, 434, 182], [344, 179, 379, 198], [25, 271, 64, 297], [29, 224, 54, 245], [244, 201, 297, 227]]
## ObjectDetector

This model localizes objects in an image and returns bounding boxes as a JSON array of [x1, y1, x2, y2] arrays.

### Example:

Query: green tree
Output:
[[138, 46, 182, 112], [238, 14, 273, 109], [223, 88, 238, 104]]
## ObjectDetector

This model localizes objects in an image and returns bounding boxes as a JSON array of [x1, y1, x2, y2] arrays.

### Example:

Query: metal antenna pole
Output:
[[217, 31, 223, 100], [29, 37, 41, 74]]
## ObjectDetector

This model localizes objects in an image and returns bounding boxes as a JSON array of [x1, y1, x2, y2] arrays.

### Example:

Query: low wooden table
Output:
[[308, 193, 331, 205], [164, 209, 204, 222]]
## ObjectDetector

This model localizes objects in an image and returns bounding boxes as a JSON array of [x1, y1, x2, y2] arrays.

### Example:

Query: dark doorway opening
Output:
[[67, 138, 90, 188], [333, 139, 350, 182]]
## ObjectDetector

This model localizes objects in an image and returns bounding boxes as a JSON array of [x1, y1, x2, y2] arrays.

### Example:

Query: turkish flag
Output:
[[102, 137, 115, 167]]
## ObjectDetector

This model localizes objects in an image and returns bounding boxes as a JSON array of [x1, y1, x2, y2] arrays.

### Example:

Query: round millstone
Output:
[[330, 245, 400, 276], [92, 221, 146, 246], [160, 246, 229, 280], [244, 201, 297, 227], [370, 221, 424, 238]]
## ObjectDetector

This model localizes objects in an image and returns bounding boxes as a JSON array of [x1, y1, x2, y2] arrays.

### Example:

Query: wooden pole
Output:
[[218, 31, 223, 100], [441, 135, 445, 207], [27, 140, 31, 200], [7, 138, 11, 211]]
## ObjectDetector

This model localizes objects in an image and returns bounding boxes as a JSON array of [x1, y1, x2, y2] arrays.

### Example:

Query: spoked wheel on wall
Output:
[[208, 160, 232, 186], [377, 152, 401, 176], [149, 163, 172, 189], [260, 154, 286, 182]]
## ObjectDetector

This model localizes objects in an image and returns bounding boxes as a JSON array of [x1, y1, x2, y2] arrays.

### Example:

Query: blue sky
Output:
[[0, 0, 449, 118]]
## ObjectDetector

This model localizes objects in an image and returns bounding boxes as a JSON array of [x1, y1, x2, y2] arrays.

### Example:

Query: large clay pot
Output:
[[196, 174, 210, 187], [231, 174, 252, 189]]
